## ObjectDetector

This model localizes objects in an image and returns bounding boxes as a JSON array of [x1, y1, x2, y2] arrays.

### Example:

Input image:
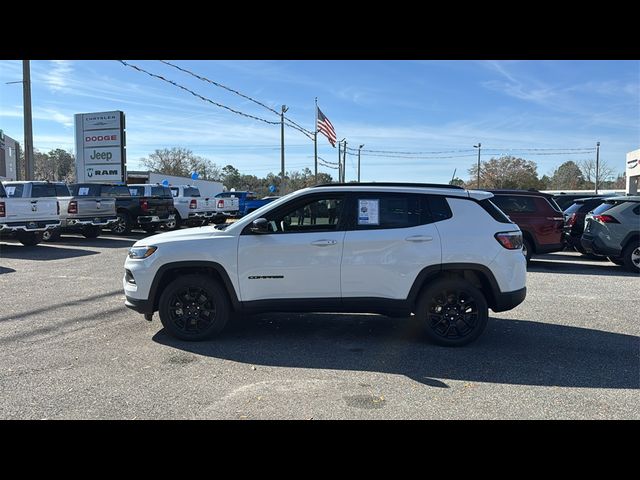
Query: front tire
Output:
[[622, 241, 640, 273], [159, 274, 231, 341], [416, 278, 489, 347], [111, 212, 131, 235], [42, 229, 61, 242]]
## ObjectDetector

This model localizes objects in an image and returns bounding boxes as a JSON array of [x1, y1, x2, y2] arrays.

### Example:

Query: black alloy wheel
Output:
[[417, 279, 488, 347], [111, 213, 131, 235], [159, 274, 230, 341]]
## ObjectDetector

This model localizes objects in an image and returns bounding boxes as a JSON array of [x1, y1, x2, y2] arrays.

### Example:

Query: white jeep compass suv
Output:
[[123, 183, 526, 346]]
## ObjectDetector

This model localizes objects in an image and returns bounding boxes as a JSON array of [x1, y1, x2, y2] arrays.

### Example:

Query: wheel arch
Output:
[[149, 261, 240, 312], [408, 263, 501, 312]]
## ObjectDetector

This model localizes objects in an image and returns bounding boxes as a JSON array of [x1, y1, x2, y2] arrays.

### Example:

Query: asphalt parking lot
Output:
[[0, 230, 638, 419]]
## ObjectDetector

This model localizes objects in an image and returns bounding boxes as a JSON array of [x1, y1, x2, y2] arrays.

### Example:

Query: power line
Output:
[[119, 60, 280, 125], [160, 60, 314, 137]]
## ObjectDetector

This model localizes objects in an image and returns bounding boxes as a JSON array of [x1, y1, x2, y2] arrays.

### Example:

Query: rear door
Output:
[[341, 192, 442, 299]]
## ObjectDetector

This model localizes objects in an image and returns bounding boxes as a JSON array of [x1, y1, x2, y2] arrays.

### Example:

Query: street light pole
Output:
[[357, 144, 364, 182], [474, 143, 481, 189], [595, 141, 600, 194], [280, 104, 288, 191]]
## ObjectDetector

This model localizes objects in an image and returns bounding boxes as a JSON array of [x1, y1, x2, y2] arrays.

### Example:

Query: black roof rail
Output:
[[310, 182, 465, 190]]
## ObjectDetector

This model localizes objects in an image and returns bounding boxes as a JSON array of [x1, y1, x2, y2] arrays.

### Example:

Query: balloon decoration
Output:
[[191, 171, 199, 181], [269, 185, 276, 193], [161, 179, 169, 187]]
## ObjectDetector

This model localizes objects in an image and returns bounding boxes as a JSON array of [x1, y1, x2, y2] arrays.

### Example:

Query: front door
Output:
[[237, 194, 347, 301]]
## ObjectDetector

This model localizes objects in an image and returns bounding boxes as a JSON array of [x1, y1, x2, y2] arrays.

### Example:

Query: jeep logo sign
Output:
[[75, 110, 126, 183], [83, 146, 122, 165]]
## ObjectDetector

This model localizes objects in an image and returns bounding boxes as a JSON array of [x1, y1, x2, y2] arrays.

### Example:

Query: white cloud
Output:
[[46, 60, 73, 92]]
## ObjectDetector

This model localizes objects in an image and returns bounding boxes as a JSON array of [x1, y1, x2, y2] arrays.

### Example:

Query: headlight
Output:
[[128, 246, 157, 259]]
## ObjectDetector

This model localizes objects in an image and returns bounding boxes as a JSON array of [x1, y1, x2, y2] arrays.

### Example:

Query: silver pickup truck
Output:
[[0, 181, 60, 246], [3, 181, 117, 241]]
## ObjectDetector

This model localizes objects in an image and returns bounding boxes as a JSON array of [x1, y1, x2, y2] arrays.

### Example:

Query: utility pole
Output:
[[357, 144, 364, 182], [337, 139, 345, 183], [314, 97, 318, 182], [342, 141, 347, 183], [474, 143, 481, 189], [23, 60, 34, 180], [280, 104, 288, 192], [595, 141, 600, 194]]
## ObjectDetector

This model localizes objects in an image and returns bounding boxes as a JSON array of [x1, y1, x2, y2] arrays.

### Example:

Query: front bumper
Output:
[[125, 295, 153, 314]]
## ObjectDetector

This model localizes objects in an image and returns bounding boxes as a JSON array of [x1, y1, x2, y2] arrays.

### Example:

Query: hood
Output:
[[133, 225, 232, 247]]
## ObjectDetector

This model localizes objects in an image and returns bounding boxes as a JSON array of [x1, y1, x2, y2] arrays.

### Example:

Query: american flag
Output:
[[317, 107, 336, 147]]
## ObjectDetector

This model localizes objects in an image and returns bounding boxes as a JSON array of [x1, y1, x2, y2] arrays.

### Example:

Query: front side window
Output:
[[259, 196, 345, 233]]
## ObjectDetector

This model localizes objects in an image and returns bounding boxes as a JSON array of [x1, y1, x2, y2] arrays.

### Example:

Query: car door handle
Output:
[[405, 235, 433, 242], [311, 239, 337, 246]]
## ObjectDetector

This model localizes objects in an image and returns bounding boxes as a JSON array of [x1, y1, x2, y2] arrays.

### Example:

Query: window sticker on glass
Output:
[[358, 199, 379, 225], [5, 186, 16, 197], [78, 187, 90, 196], [129, 188, 138, 196]]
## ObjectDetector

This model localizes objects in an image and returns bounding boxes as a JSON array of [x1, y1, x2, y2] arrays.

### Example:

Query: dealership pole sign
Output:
[[74, 111, 126, 183]]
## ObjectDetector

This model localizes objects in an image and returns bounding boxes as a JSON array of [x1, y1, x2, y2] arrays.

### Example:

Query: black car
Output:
[[563, 197, 608, 253], [553, 193, 610, 211]]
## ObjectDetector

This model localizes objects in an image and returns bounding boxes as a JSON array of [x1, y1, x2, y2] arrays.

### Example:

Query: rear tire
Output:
[[522, 238, 533, 263], [621, 241, 640, 273], [82, 225, 101, 238], [159, 274, 231, 341], [111, 212, 131, 235], [164, 214, 181, 230], [416, 278, 489, 347], [17, 231, 42, 246]]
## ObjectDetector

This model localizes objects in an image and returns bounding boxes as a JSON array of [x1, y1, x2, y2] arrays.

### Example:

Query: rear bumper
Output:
[[492, 287, 527, 313], [0, 220, 60, 232], [125, 295, 153, 315], [62, 216, 118, 228], [138, 214, 175, 225], [580, 234, 620, 257]]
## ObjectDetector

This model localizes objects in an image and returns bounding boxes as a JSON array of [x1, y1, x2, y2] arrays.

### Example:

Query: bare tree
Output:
[[579, 158, 616, 186], [140, 147, 221, 181]]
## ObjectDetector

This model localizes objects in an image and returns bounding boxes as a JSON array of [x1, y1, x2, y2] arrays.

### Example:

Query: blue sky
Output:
[[1, 60, 638, 183]]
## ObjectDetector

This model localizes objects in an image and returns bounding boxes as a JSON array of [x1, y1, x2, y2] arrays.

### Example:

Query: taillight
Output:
[[189, 199, 197, 209], [217, 199, 224, 209], [140, 199, 149, 211], [593, 214, 619, 224], [67, 200, 77, 214], [0, 201, 5, 218], [566, 213, 577, 227], [495, 231, 523, 250]]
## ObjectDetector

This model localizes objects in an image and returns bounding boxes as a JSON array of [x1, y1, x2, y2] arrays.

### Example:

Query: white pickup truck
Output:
[[168, 185, 237, 228], [0, 181, 61, 246]]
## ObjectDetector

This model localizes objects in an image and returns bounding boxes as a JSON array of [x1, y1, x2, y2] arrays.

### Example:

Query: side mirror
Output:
[[250, 218, 270, 234]]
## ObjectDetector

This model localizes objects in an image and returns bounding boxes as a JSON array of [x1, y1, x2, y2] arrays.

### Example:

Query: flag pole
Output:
[[314, 97, 318, 183]]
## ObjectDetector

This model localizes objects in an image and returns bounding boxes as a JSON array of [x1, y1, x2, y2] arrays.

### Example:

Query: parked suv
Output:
[[123, 183, 527, 347], [581, 196, 640, 273], [563, 197, 608, 253], [488, 189, 564, 262]]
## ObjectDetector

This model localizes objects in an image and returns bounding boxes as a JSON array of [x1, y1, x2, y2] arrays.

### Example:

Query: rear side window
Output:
[[592, 202, 615, 215], [183, 187, 200, 197], [428, 196, 453, 222], [3, 184, 24, 197], [31, 184, 57, 197], [479, 198, 512, 223], [129, 186, 145, 196], [353, 193, 432, 229], [55, 184, 71, 196], [564, 203, 582, 215], [547, 198, 563, 213], [492, 195, 536, 213], [150, 186, 172, 197]]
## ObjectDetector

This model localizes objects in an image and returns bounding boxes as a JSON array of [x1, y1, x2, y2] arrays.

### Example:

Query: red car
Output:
[[488, 190, 565, 262]]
